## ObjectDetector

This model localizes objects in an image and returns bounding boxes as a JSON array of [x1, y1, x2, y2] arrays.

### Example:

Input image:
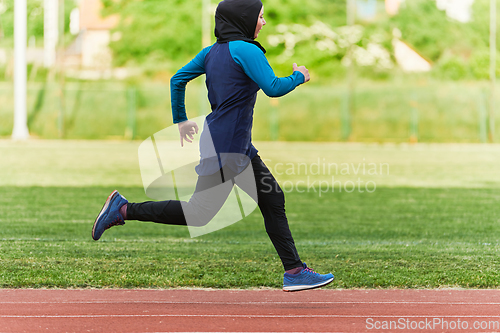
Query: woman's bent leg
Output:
[[249, 155, 303, 271]]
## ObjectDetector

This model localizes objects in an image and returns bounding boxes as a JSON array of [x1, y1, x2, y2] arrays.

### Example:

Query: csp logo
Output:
[[138, 116, 258, 238]]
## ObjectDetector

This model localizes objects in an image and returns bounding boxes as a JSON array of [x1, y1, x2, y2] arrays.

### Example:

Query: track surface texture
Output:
[[1, 289, 500, 332]]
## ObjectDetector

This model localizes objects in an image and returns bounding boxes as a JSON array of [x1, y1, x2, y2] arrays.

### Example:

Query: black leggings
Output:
[[127, 155, 302, 271]]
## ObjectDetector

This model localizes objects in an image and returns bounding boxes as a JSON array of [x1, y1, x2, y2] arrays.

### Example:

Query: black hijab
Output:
[[214, 0, 266, 54]]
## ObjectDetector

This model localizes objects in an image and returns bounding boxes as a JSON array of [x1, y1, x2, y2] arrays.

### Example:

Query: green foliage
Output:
[[99, 0, 499, 80], [250, 0, 351, 77], [0, 0, 497, 80], [387, 0, 464, 62], [102, 0, 202, 67], [434, 51, 500, 81], [434, 56, 469, 80], [469, 50, 500, 79], [470, 51, 491, 79], [263, 0, 347, 27], [0, 0, 76, 45], [100, 0, 349, 72], [386, 0, 499, 80], [0, 0, 44, 41]]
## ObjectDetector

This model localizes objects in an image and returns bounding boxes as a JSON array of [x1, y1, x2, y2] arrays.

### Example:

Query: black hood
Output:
[[214, 0, 266, 54]]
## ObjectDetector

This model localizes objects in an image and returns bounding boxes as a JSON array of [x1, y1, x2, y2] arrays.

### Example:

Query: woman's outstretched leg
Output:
[[126, 200, 187, 226], [92, 169, 233, 239]]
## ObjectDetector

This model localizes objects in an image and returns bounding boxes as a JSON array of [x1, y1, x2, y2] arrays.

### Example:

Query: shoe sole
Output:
[[283, 276, 334, 292], [92, 190, 119, 241]]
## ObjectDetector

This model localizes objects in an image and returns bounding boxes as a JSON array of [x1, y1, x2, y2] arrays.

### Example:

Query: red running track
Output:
[[1, 289, 500, 332]]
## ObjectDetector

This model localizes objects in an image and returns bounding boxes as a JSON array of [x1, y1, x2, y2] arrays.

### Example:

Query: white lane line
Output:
[[2, 301, 500, 305], [0, 315, 499, 319]]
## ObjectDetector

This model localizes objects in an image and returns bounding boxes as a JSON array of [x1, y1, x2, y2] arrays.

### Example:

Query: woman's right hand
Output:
[[293, 63, 310, 83], [178, 120, 199, 147]]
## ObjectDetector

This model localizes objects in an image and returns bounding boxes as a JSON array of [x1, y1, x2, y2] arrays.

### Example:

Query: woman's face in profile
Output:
[[254, 6, 266, 39]]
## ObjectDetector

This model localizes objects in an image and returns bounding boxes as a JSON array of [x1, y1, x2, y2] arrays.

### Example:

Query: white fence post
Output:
[[12, 0, 29, 140]]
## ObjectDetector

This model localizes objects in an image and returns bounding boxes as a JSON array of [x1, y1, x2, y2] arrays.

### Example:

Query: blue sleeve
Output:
[[170, 45, 212, 124], [229, 41, 305, 98]]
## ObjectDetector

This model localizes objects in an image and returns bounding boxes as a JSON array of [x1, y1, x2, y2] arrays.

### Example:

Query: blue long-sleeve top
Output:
[[170, 40, 305, 175]]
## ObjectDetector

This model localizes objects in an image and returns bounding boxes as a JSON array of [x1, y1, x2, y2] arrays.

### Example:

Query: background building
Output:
[[66, 0, 118, 69]]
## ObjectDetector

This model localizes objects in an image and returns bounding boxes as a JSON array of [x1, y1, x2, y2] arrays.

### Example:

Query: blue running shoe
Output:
[[92, 190, 128, 241], [283, 263, 334, 292]]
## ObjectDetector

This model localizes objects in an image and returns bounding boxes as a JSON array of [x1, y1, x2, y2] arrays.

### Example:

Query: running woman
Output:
[[92, 0, 334, 292]]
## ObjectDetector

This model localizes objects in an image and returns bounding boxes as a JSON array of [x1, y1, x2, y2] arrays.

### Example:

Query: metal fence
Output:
[[1, 81, 499, 143]]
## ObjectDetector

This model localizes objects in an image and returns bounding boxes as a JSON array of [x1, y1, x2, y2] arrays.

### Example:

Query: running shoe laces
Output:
[[105, 215, 124, 230], [304, 267, 319, 275]]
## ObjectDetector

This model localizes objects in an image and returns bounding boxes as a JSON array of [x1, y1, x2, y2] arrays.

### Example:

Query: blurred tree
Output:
[[0, 0, 497, 80], [100, 0, 497, 80], [101, 0, 347, 72], [0, 0, 75, 46], [384, 0, 499, 80], [262, 0, 348, 77], [102, 0, 202, 67], [385, 0, 489, 62]]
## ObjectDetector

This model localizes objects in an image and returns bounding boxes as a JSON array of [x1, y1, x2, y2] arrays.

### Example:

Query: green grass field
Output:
[[1, 140, 500, 288]]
